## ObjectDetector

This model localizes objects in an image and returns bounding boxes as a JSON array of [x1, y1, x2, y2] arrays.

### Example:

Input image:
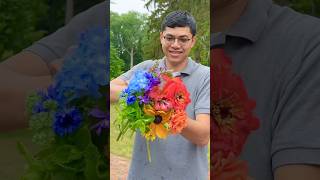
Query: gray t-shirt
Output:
[[212, 0, 320, 179], [119, 58, 210, 180], [25, 1, 107, 64]]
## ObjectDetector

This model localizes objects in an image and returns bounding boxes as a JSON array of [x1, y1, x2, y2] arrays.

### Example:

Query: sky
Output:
[[110, 0, 151, 14]]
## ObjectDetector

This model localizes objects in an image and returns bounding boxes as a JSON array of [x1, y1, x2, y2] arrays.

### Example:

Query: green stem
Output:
[[116, 121, 130, 141], [146, 140, 151, 163]]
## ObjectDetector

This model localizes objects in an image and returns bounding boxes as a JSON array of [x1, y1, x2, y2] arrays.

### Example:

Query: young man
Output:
[[212, 0, 320, 179], [111, 11, 210, 179]]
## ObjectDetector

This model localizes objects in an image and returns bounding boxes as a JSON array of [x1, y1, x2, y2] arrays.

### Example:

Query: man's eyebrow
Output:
[[164, 34, 190, 38]]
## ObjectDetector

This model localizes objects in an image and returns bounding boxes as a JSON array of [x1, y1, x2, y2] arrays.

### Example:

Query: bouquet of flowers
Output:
[[211, 48, 260, 180], [115, 63, 191, 162], [18, 27, 109, 180]]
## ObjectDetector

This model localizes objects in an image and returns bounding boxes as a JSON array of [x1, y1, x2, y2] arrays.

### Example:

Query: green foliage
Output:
[[110, 11, 147, 71], [110, 44, 125, 79], [143, 0, 210, 65], [115, 98, 153, 141], [0, 0, 47, 60], [18, 126, 108, 180], [274, 0, 320, 17]]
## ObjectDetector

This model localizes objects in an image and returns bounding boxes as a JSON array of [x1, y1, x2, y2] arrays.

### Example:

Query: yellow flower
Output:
[[143, 105, 171, 140]]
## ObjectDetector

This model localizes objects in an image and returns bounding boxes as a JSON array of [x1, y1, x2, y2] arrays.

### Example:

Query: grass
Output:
[[110, 104, 134, 159]]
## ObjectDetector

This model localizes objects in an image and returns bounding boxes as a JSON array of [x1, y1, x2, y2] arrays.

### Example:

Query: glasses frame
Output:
[[163, 35, 192, 46]]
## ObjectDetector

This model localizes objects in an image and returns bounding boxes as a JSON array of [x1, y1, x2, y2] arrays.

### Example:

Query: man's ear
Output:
[[160, 32, 164, 45], [191, 36, 197, 47]]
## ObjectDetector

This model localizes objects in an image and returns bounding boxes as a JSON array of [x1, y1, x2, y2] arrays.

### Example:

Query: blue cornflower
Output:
[[126, 95, 136, 105], [53, 107, 83, 137], [32, 102, 46, 114]]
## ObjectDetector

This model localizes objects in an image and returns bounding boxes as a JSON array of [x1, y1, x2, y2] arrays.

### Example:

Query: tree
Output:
[[110, 43, 125, 79], [111, 11, 147, 70], [0, 0, 47, 61], [143, 0, 210, 65], [274, 0, 320, 17]]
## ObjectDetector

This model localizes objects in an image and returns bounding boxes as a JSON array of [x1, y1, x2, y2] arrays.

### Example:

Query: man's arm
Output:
[[110, 78, 127, 103], [0, 51, 52, 131], [275, 165, 320, 180], [181, 114, 210, 146]]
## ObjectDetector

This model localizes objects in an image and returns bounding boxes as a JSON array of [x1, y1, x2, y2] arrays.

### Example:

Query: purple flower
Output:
[[53, 107, 83, 136], [145, 74, 160, 92], [138, 94, 150, 104], [90, 108, 109, 135]]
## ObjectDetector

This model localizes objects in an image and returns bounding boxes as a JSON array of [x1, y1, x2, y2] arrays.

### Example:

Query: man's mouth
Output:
[[169, 50, 183, 55]]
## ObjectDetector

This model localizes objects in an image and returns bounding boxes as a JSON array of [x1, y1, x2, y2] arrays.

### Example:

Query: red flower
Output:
[[211, 48, 260, 157], [211, 151, 249, 180], [162, 75, 191, 111]]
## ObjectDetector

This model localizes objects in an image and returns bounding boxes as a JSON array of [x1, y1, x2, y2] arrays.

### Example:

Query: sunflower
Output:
[[143, 105, 172, 140]]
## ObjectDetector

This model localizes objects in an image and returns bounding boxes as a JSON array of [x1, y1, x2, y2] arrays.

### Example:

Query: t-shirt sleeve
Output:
[[194, 67, 210, 115], [271, 35, 320, 172], [24, 2, 107, 64], [118, 60, 153, 82]]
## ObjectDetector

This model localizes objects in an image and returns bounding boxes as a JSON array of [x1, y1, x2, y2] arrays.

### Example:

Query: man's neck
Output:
[[164, 58, 188, 72], [211, 0, 249, 33]]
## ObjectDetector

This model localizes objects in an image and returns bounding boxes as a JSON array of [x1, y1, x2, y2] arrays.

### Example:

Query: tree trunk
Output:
[[130, 48, 134, 69], [65, 0, 74, 24]]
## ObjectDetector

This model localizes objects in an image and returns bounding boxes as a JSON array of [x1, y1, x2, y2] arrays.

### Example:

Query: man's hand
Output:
[[181, 113, 210, 146], [0, 52, 52, 131], [110, 78, 128, 103]]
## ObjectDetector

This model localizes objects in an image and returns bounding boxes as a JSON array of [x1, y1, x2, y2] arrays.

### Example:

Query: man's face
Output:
[[160, 26, 196, 64]]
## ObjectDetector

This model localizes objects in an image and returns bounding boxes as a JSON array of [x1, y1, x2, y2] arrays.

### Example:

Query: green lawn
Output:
[[110, 104, 134, 159]]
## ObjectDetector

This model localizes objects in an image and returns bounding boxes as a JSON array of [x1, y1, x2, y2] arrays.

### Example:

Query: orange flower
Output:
[[143, 105, 171, 140], [170, 110, 188, 134]]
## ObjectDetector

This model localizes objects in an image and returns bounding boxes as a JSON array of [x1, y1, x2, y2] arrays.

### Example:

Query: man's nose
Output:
[[171, 39, 181, 48]]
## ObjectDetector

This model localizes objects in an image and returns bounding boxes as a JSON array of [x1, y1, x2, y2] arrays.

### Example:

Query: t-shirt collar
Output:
[[159, 57, 196, 76], [211, 0, 272, 48]]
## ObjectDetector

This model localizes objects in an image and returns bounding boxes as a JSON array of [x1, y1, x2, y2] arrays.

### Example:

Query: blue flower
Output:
[[53, 107, 83, 136], [32, 102, 46, 113], [126, 95, 136, 105], [126, 70, 150, 94], [53, 26, 108, 102]]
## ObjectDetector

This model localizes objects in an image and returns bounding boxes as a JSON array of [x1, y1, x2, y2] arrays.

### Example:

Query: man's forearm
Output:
[[180, 114, 210, 146], [0, 65, 51, 131]]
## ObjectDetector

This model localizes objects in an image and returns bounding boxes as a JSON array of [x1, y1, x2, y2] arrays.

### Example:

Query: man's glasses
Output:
[[163, 35, 191, 45]]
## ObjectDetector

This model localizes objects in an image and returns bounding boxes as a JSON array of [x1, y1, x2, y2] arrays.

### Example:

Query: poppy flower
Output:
[[211, 48, 260, 157], [170, 110, 188, 134], [162, 75, 191, 110]]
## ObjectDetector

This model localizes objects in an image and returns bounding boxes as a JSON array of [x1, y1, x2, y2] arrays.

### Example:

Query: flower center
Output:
[[154, 115, 162, 124], [62, 114, 73, 128], [212, 101, 235, 127]]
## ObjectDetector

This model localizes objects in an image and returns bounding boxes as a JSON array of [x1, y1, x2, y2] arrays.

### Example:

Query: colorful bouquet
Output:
[[115, 63, 190, 162], [18, 27, 109, 180], [211, 48, 260, 180]]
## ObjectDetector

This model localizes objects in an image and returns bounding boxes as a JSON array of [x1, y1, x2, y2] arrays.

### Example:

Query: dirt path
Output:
[[110, 153, 131, 180]]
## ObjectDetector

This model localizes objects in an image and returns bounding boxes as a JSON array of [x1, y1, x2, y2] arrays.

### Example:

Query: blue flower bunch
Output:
[[19, 26, 109, 180], [121, 70, 160, 105]]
